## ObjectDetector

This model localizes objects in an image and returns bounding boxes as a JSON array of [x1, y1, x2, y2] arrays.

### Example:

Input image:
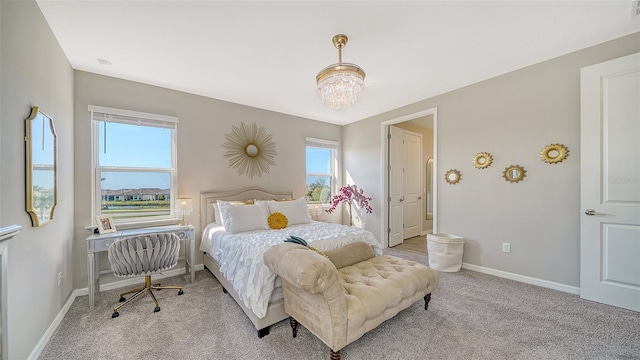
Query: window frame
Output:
[[89, 105, 178, 226], [305, 137, 339, 206]]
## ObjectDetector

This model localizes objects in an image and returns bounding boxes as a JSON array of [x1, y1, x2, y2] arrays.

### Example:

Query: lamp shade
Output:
[[317, 63, 365, 110], [316, 34, 365, 110], [176, 197, 193, 216]]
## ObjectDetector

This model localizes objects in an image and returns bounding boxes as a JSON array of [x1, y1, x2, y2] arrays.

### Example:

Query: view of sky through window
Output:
[[99, 122, 171, 190]]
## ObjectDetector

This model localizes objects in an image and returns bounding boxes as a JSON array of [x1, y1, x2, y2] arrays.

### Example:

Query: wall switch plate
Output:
[[502, 243, 511, 253]]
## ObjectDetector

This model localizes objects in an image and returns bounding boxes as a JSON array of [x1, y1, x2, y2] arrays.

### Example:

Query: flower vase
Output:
[[349, 202, 353, 226]]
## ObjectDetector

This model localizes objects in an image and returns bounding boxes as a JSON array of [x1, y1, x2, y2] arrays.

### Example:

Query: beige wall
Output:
[[343, 32, 640, 288], [0, 1, 75, 358], [73, 71, 342, 289]]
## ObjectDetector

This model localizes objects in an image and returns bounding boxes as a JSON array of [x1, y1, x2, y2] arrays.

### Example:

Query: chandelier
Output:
[[316, 34, 366, 110]]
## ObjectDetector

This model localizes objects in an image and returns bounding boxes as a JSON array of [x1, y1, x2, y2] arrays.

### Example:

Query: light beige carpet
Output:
[[40, 249, 640, 359], [392, 235, 427, 255]]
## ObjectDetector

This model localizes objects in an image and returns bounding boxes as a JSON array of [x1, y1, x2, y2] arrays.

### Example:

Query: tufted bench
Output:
[[264, 242, 439, 360]]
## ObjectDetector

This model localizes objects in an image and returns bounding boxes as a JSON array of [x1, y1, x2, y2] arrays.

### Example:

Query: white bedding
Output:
[[200, 221, 382, 318]]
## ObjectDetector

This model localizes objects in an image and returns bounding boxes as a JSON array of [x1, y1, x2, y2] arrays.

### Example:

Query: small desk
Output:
[[85, 225, 195, 309]]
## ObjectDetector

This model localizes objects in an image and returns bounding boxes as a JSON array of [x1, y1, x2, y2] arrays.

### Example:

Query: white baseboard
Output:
[[75, 264, 204, 295], [28, 264, 204, 359], [28, 288, 81, 360], [461, 262, 580, 295]]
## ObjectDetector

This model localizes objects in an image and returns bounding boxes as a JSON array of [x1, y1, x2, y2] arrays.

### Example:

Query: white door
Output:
[[580, 52, 640, 312], [389, 126, 404, 247], [403, 131, 422, 239]]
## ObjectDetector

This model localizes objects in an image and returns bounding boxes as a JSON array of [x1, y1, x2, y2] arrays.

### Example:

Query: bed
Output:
[[199, 187, 382, 337]]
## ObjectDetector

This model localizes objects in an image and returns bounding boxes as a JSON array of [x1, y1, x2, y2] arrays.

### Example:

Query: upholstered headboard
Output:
[[200, 187, 293, 233]]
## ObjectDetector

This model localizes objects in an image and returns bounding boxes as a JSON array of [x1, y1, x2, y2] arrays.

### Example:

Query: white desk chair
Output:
[[107, 232, 184, 318]]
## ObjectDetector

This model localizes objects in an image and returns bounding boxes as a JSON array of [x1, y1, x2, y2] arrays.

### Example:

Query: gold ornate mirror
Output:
[[540, 143, 569, 164], [426, 158, 433, 220], [473, 152, 493, 169], [25, 106, 57, 226], [502, 164, 526, 183], [444, 169, 461, 185]]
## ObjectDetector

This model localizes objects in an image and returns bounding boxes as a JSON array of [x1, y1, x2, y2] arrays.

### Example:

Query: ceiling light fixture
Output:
[[316, 34, 365, 110]]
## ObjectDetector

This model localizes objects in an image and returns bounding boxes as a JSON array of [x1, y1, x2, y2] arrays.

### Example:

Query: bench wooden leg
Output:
[[257, 327, 270, 338], [424, 293, 432, 310], [330, 349, 340, 360], [290, 317, 298, 338]]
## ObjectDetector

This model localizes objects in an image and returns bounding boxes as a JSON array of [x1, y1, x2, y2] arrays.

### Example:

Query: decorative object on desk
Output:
[[95, 215, 116, 234], [25, 106, 57, 227], [176, 197, 193, 226], [503, 164, 527, 183], [540, 143, 569, 164], [472, 152, 493, 169], [316, 34, 366, 110], [222, 122, 278, 178], [326, 185, 373, 226], [445, 169, 461, 185]]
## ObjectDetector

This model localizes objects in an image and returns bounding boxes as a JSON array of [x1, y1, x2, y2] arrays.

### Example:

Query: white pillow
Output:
[[216, 200, 269, 233], [212, 202, 223, 225], [267, 197, 312, 225]]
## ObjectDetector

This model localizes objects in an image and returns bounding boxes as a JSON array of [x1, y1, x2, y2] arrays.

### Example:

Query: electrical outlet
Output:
[[57, 272, 63, 287], [502, 243, 511, 253]]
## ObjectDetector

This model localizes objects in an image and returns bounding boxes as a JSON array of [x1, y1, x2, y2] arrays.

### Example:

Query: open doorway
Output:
[[380, 108, 437, 248]]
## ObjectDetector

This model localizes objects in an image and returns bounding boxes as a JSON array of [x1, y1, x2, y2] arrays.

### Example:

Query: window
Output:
[[306, 137, 338, 204], [90, 106, 178, 224]]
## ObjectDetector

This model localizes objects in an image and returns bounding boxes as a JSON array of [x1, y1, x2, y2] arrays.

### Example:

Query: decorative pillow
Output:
[[267, 212, 288, 229], [216, 200, 269, 233], [212, 200, 254, 225], [267, 197, 312, 225], [324, 242, 375, 269]]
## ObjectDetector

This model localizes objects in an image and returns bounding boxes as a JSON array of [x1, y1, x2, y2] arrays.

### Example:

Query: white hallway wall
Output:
[[72, 71, 343, 290], [0, 1, 75, 358], [343, 32, 640, 288]]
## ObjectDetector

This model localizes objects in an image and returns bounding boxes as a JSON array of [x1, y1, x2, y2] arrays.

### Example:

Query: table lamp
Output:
[[176, 197, 193, 226]]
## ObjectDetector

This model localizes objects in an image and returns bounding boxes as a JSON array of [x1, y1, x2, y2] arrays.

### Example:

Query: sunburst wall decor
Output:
[[222, 122, 278, 178]]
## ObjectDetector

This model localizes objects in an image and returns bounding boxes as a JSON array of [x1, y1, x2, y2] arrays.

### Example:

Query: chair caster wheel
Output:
[[154, 306, 161, 313], [112, 312, 119, 318], [178, 289, 184, 295], [119, 297, 126, 302]]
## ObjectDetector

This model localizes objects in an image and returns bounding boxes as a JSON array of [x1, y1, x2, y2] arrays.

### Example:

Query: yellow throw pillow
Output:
[[268, 212, 288, 229]]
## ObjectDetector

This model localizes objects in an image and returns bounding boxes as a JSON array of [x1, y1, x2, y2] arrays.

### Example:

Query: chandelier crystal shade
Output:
[[316, 34, 365, 110]]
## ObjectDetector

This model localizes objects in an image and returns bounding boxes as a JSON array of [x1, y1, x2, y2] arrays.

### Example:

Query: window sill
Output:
[[84, 217, 181, 232]]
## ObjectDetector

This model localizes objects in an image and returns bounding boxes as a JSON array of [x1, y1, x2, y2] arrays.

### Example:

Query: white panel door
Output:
[[403, 131, 422, 239], [389, 126, 404, 247], [580, 52, 640, 312]]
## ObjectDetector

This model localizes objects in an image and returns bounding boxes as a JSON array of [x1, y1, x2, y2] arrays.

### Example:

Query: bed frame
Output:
[[200, 187, 293, 338]]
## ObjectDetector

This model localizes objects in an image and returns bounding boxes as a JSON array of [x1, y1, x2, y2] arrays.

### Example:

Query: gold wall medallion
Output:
[[540, 143, 569, 164], [222, 122, 278, 178], [472, 152, 493, 169], [445, 169, 461, 185], [503, 165, 526, 183]]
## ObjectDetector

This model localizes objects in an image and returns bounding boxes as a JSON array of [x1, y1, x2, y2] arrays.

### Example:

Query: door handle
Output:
[[584, 209, 608, 216], [418, 196, 422, 200], [399, 197, 404, 202]]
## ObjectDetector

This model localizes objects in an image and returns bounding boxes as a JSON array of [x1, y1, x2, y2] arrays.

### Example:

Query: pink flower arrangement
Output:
[[326, 185, 373, 214]]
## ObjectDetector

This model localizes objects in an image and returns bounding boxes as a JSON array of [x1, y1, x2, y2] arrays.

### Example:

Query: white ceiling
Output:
[[36, 1, 639, 126]]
